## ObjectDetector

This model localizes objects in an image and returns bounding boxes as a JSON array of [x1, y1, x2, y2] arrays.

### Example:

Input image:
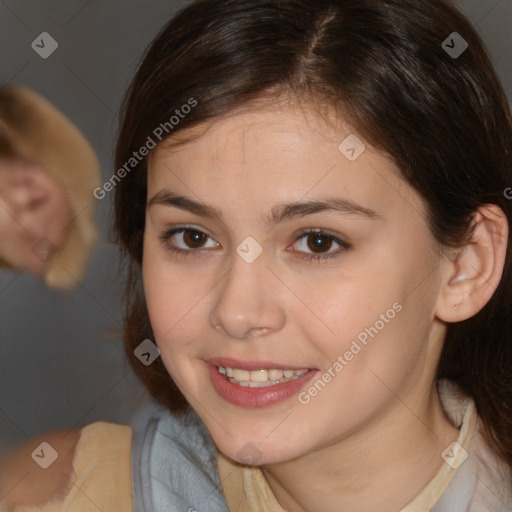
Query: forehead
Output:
[[150, 98, 345, 164], [146, 104, 425, 223]]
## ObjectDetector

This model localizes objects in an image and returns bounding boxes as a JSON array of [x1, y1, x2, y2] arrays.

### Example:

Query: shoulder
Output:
[[0, 422, 133, 511], [0, 428, 81, 510]]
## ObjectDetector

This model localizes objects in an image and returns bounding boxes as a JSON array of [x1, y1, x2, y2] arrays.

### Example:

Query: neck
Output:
[[262, 384, 460, 512]]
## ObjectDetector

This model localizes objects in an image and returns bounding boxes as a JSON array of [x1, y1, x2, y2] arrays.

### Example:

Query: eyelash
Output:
[[159, 226, 351, 263]]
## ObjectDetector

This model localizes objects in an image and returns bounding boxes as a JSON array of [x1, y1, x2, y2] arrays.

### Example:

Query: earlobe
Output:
[[436, 204, 509, 323]]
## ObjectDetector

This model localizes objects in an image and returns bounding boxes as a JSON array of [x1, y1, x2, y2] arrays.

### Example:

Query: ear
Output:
[[436, 204, 509, 323], [0, 159, 71, 277]]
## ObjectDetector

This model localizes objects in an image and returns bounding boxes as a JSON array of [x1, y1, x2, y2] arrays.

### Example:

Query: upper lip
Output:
[[206, 357, 312, 371]]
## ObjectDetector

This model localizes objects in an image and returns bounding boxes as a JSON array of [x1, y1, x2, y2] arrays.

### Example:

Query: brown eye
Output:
[[183, 229, 208, 248], [291, 230, 350, 262], [161, 227, 219, 253], [306, 233, 333, 253]]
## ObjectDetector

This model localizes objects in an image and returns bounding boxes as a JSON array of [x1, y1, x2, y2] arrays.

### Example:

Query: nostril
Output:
[[247, 327, 269, 337]]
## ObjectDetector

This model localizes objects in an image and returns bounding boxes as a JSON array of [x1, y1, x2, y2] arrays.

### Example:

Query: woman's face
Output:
[[143, 102, 448, 465], [0, 159, 71, 277]]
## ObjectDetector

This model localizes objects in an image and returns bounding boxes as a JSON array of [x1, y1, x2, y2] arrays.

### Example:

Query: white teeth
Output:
[[232, 369, 250, 381], [268, 369, 284, 380], [217, 366, 308, 387], [247, 381, 272, 388], [249, 369, 268, 382]]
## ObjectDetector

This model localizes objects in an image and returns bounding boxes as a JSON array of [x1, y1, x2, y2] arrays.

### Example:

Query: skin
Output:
[[0, 158, 71, 277], [143, 99, 508, 512], [0, 429, 80, 509]]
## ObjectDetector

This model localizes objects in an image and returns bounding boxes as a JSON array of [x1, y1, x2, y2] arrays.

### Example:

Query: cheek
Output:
[[142, 239, 209, 355], [142, 255, 198, 391], [296, 249, 433, 378], [294, 286, 426, 427], [294, 266, 399, 348]]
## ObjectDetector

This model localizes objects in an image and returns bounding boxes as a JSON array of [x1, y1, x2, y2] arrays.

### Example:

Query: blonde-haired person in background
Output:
[[0, 86, 119, 511], [0, 86, 100, 290]]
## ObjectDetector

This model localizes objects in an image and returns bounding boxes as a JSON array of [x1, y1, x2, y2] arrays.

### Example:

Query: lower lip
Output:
[[208, 365, 317, 408]]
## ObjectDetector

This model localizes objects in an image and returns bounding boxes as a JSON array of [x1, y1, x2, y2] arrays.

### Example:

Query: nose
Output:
[[209, 254, 286, 340]]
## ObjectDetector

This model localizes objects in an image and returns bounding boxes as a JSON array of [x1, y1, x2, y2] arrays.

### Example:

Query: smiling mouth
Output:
[[217, 366, 308, 388]]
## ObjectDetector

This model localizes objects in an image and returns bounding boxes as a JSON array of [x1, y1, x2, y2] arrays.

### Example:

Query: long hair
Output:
[[114, 0, 512, 469]]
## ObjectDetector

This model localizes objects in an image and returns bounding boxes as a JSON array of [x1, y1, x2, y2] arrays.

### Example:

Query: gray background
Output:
[[0, 0, 511, 450]]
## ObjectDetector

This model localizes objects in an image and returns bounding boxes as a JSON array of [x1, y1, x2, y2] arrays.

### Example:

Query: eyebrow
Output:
[[147, 190, 382, 226]]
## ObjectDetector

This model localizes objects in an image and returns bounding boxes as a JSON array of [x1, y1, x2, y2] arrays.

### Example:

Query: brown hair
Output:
[[114, 0, 512, 470]]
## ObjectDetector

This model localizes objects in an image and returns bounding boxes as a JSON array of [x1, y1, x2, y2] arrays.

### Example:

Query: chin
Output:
[[213, 430, 306, 466]]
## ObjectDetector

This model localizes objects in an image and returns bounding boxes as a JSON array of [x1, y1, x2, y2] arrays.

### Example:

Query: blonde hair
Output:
[[0, 87, 101, 290]]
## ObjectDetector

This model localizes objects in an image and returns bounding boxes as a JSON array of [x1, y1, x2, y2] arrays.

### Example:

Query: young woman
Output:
[[2, 0, 511, 510]]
